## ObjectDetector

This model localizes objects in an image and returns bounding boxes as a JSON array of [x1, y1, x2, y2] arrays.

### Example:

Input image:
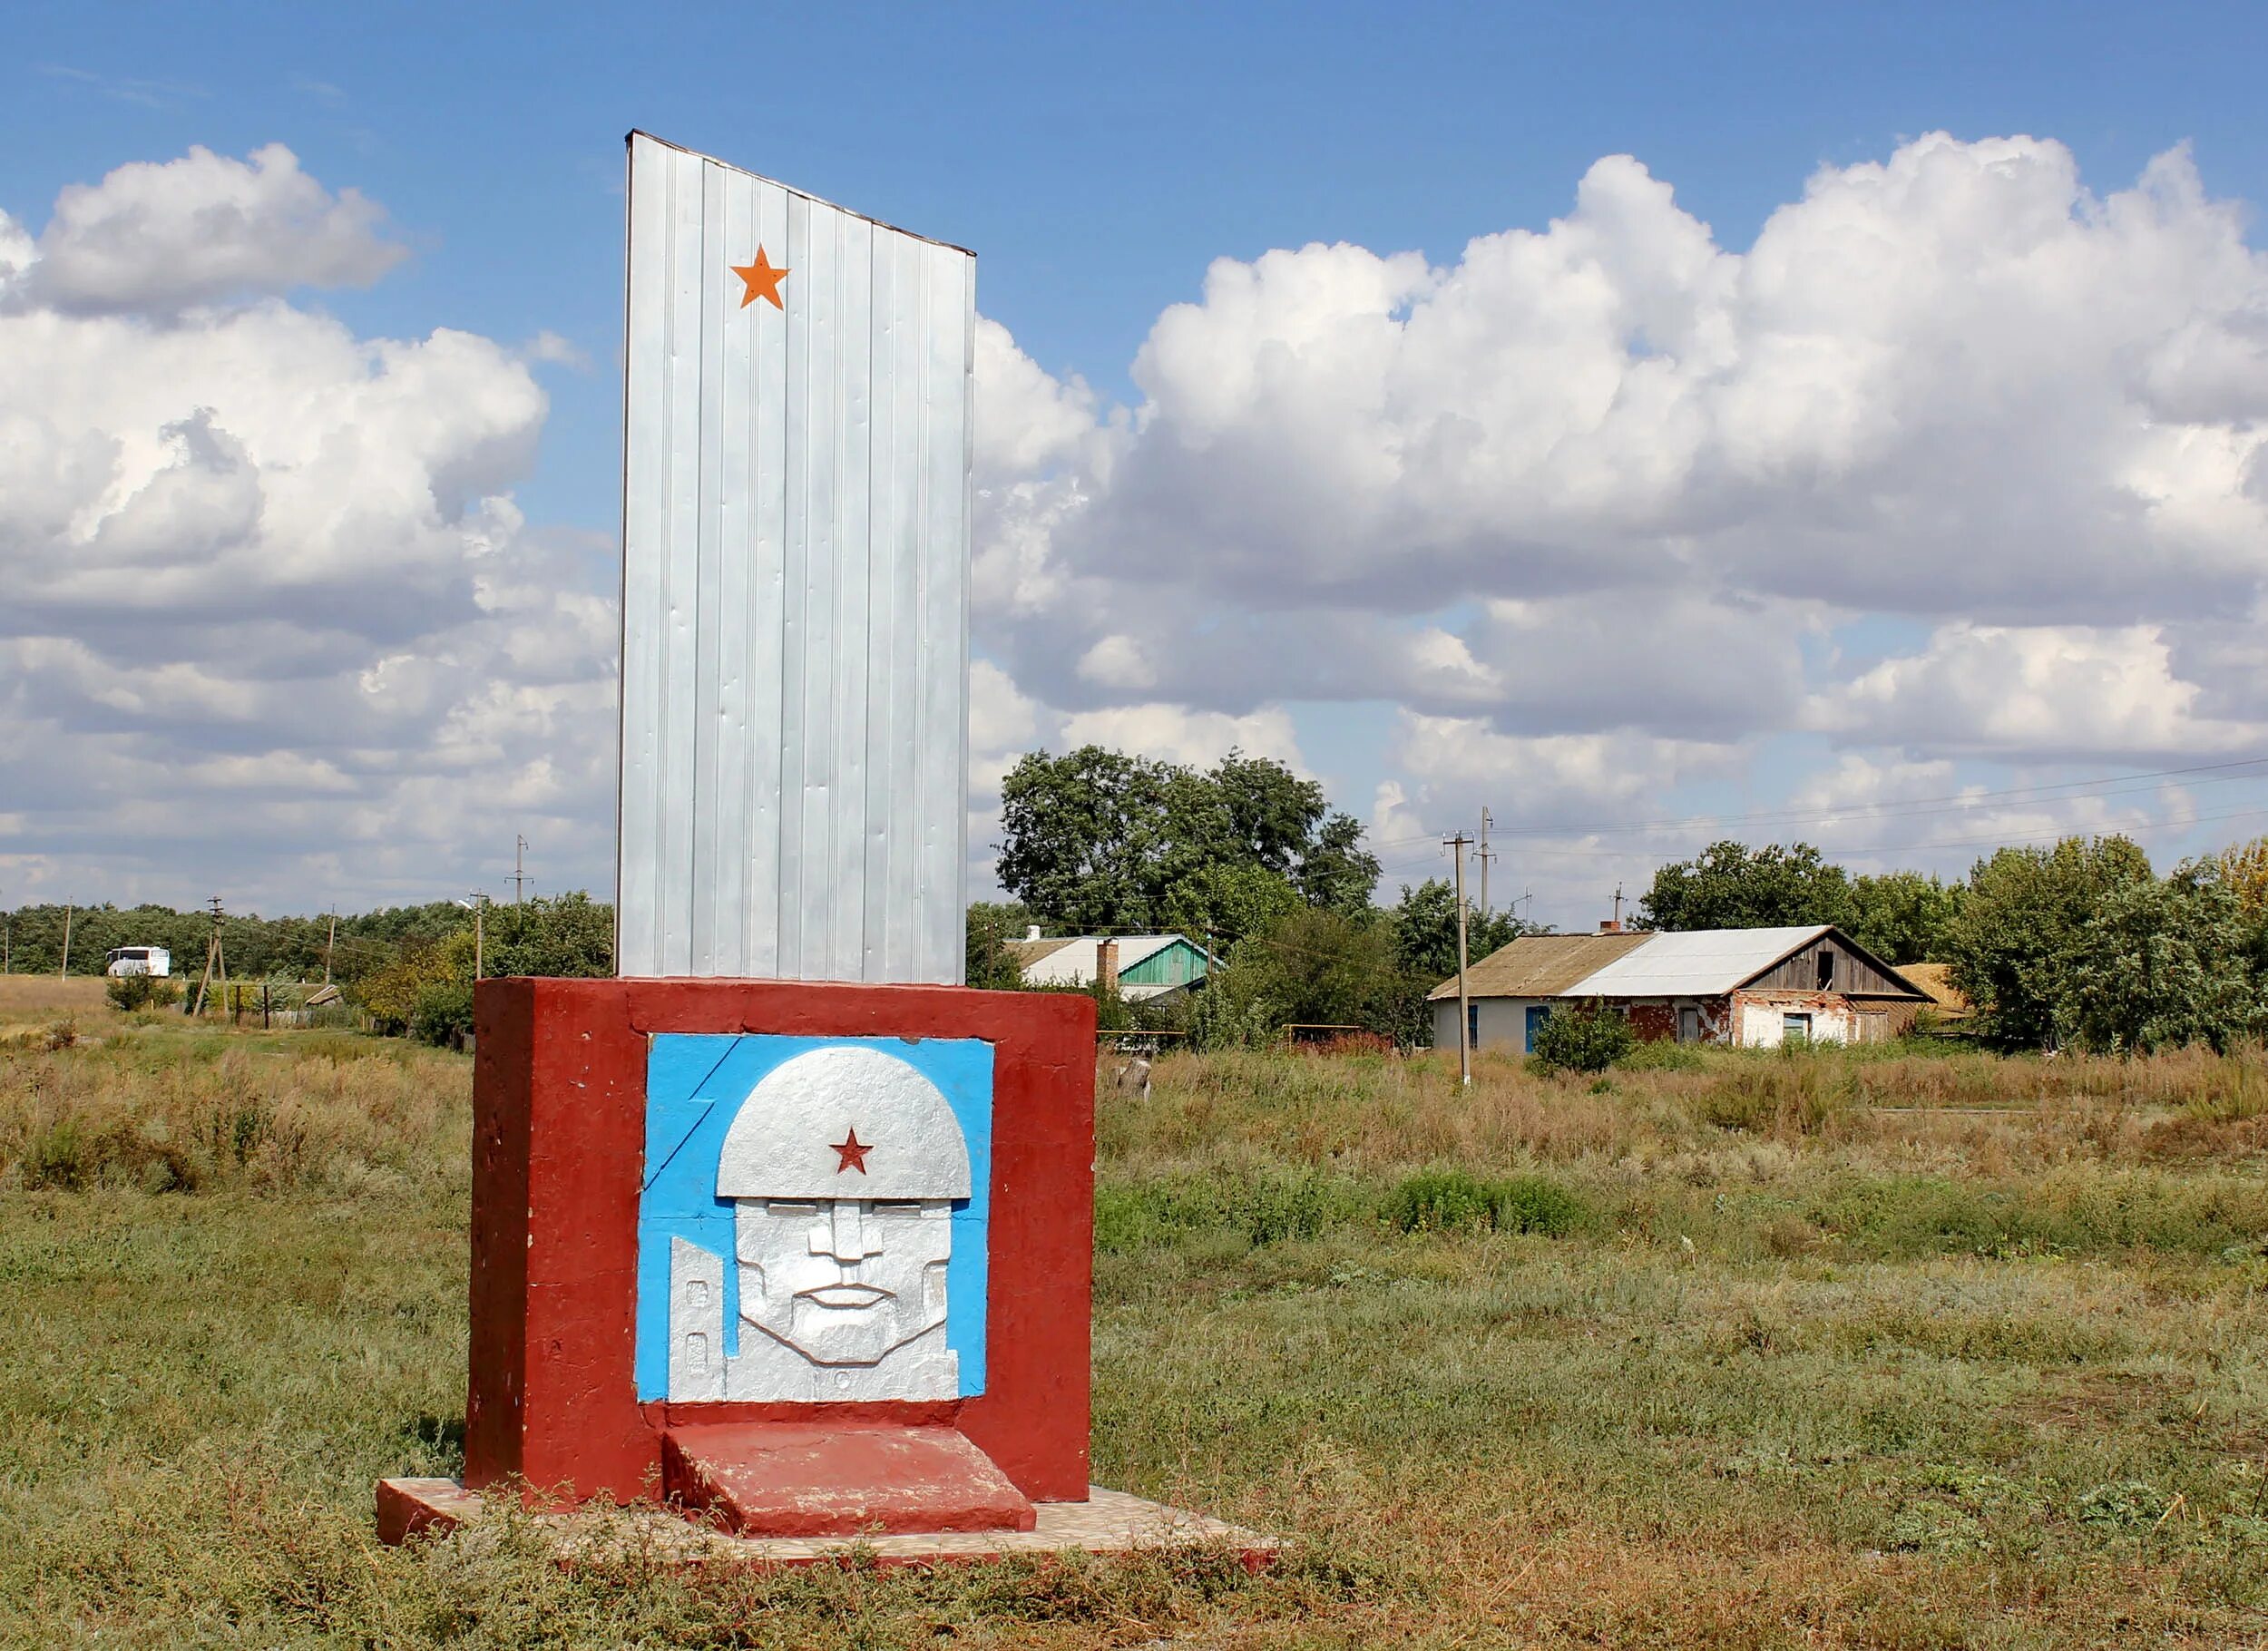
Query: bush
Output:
[[104, 972, 180, 1012], [1529, 1000, 1636, 1074], [1387, 1169, 1589, 1236], [408, 980, 475, 1048], [1492, 1174, 1588, 1236], [1388, 1169, 1496, 1233]]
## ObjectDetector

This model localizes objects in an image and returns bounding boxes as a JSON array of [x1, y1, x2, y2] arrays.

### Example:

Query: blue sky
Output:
[[7, 3, 2268, 925], [18, 1, 2265, 531]]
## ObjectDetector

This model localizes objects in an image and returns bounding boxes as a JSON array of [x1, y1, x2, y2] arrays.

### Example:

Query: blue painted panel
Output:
[[635, 1032, 993, 1402]]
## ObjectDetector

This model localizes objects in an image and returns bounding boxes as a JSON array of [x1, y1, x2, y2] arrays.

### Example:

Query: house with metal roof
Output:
[[1005, 930, 1213, 1001], [1429, 923, 1926, 1053]]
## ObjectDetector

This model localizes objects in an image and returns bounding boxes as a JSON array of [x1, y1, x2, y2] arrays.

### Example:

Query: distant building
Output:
[[1893, 962, 1972, 1030], [1005, 930, 1213, 1001], [1430, 923, 1925, 1052]]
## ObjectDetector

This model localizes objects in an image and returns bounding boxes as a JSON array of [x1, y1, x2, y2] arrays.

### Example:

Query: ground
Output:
[[1, 976, 2264, 1647]]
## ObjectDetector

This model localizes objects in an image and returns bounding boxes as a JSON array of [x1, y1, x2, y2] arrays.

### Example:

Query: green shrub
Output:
[[1492, 1174, 1588, 1236], [104, 972, 180, 1012], [1387, 1169, 1589, 1236], [1529, 1000, 1635, 1074], [1388, 1169, 1496, 1233]]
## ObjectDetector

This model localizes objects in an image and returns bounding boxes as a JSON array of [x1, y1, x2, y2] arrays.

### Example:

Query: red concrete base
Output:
[[662, 1421, 1036, 1537], [375, 1478, 1283, 1568]]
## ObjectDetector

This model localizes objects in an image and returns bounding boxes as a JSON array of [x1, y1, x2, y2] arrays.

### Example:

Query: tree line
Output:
[[21, 743, 2267, 1058]]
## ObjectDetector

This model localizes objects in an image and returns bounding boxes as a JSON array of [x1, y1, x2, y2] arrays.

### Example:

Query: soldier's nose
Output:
[[818, 1200, 868, 1263]]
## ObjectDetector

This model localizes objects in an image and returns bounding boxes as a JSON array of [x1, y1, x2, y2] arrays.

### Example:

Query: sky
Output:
[[6, 1, 2268, 931]]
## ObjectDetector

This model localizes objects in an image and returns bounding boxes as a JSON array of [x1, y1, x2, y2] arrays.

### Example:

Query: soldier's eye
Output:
[[870, 1200, 922, 1213], [768, 1200, 820, 1215]]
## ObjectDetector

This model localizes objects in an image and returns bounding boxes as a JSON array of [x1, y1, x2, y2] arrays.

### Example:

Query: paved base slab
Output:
[[662, 1421, 1036, 1537], [376, 1478, 1281, 1567]]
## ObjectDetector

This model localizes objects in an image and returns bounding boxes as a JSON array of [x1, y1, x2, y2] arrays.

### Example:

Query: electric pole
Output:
[[1477, 808, 1494, 917], [1445, 833, 1473, 1088], [461, 893, 489, 980], [511, 835, 531, 905], [191, 897, 227, 1017], [58, 904, 71, 980], [1611, 883, 1625, 931], [324, 908, 337, 986]]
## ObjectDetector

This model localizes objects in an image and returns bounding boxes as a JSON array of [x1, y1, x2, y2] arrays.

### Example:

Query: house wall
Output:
[[1433, 996, 1554, 1053], [1437, 995, 1738, 1051], [1746, 935, 1910, 998], [1729, 990, 1893, 1047], [1119, 941, 1206, 989]]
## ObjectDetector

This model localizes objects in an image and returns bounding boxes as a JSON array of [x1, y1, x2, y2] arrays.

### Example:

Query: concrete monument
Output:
[[373, 131, 1272, 1565]]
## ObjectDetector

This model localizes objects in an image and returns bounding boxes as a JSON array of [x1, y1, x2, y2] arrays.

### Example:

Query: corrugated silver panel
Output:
[[618, 132, 972, 982]]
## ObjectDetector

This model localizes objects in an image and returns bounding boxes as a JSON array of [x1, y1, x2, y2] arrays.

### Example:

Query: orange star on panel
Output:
[[830, 1128, 872, 1176], [730, 246, 789, 310]]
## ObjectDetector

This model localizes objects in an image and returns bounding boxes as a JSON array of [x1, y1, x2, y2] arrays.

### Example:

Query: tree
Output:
[[1944, 835, 2155, 1049], [965, 901, 1033, 992], [996, 747, 1170, 933], [2215, 836, 2268, 920], [1846, 871, 1964, 965], [1203, 907, 1408, 1043], [483, 893, 615, 979], [2058, 866, 2260, 1052], [1388, 878, 1535, 989], [994, 746, 1379, 943], [1637, 842, 1854, 933]]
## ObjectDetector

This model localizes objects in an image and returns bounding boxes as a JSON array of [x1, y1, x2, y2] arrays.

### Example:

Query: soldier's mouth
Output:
[[799, 1284, 892, 1309]]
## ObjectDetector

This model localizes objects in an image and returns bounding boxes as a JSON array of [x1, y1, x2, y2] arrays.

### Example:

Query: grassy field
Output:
[[3, 999, 2266, 1647]]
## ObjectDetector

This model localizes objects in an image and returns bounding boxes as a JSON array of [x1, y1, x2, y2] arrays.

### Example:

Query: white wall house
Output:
[[1430, 926, 1925, 1053]]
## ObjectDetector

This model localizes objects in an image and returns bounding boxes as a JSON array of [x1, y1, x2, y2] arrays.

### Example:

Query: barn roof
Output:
[[1571, 925, 1833, 997], [1432, 924, 1923, 1002], [1426, 932, 1650, 1001]]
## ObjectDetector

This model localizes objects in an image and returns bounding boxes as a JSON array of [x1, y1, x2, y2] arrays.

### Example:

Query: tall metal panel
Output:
[[617, 132, 973, 982]]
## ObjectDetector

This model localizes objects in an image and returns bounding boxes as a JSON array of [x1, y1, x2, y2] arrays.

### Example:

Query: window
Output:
[[1467, 1003, 1481, 1050], [1783, 1012, 1813, 1043], [1525, 1005, 1550, 1052], [1815, 950, 1834, 990]]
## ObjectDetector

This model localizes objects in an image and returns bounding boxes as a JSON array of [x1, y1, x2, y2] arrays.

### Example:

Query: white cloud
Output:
[[0, 148, 605, 910], [15, 143, 406, 314], [1814, 623, 2255, 760], [1057, 703, 1308, 772], [975, 133, 2268, 759]]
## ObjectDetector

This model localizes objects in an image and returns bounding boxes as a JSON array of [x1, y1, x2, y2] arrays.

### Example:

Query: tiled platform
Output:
[[377, 1479, 1282, 1567]]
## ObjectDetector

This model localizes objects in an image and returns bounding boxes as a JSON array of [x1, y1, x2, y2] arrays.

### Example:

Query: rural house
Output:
[[1005, 930, 1214, 1002], [1430, 923, 1927, 1052]]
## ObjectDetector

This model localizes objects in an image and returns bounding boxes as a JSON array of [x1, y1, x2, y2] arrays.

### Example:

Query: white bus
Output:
[[104, 946, 171, 978]]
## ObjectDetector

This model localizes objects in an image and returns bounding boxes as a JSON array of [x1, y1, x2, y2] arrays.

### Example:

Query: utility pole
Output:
[[1611, 883, 1625, 931], [1477, 808, 1494, 917], [59, 904, 72, 979], [324, 909, 337, 986], [460, 892, 489, 980], [511, 835, 531, 905], [1445, 833, 1473, 1088], [191, 897, 227, 1018]]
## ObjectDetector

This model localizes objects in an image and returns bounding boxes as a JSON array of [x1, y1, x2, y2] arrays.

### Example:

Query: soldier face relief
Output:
[[735, 1196, 953, 1367]]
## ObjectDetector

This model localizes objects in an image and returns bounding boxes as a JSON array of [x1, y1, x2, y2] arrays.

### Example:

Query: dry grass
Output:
[[2, 1023, 2266, 1646], [0, 973, 108, 1036]]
